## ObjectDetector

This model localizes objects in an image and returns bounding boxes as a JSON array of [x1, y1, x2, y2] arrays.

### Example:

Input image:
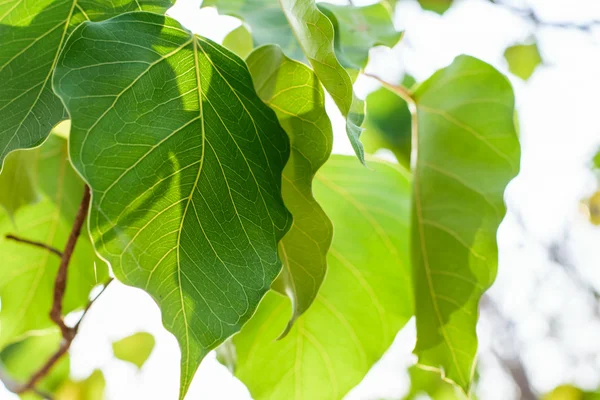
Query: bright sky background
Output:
[[3, 0, 600, 399]]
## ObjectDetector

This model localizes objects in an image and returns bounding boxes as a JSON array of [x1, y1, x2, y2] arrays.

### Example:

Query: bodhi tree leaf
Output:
[[504, 42, 542, 81], [418, 0, 453, 14], [112, 332, 156, 369], [246, 45, 333, 335], [362, 74, 415, 169], [55, 369, 106, 400], [203, 0, 304, 61], [0, 0, 174, 169], [0, 330, 69, 397], [318, 2, 403, 70], [230, 155, 413, 400], [0, 149, 39, 217], [53, 12, 292, 398], [404, 365, 469, 400], [222, 24, 254, 59], [410, 55, 520, 391], [279, 0, 366, 164], [0, 133, 108, 349]]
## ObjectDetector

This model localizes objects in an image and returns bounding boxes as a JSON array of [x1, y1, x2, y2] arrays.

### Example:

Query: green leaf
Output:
[[53, 12, 292, 398], [222, 24, 254, 59], [246, 45, 333, 334], [418, 0, 453, 14], [0, 331, 69, 396], [55, 369, 105, 400], [0, 0, 174, 169], [0, 132, 108, 349], [405, 365, 469, 400], [411, 55, 520, 391], [504, 42, 542, 81], [230, 155, 413, 400], [363, 74, 415, 168], [318, 2, 403, 70], [279, 0, 366, 164], [112, 332, 156, 369], [0, 148, 39, 217], [204, 0, 304, 61]]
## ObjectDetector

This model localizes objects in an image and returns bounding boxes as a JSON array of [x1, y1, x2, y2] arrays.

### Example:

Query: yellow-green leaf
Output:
[[112, 332, 156, 369], [222, 24, 254, 59], [246, 45, 334, 334], [504, 42, 542, 81], [411, 55, 520, 392], [0, 133, 108, 349], [230, 155, 413, 400]]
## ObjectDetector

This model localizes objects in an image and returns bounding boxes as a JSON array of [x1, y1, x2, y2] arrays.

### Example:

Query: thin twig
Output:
[[14, 185, 101, 395], [490, 0, 600, 32], [363, 72, 414, 104], [5, 234, 63, 258]]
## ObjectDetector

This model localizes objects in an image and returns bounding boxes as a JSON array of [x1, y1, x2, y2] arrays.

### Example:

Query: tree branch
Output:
[[50, 185, 91, 340], [5, 234, 63, 258], [490, 0, 600, 32], [12, 185, 110, 396]]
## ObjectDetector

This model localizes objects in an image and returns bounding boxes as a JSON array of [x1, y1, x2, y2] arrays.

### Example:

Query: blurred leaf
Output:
[[222, 24, 254, 59], [280, 0, 366, 164], [319, 2, 403, 69], [203, 0, 303, 60], [53, 12, 292, 399], [411, 55, 520, 392], [247, 45, 333, 334], [587, 191, 600, 225], [363, 74, 416, 168], [112, 332, 156, 369], [0, 0, 174, 168], [0, 133, 108, 349], [418, 0, 453, 14], [504, 42, 542, 80], [0, 149, 39, 217], [405, 365, 469, 400], [232, 155, 413, 400], [55, 370, 105, 400], [0, 331, 69, 396]]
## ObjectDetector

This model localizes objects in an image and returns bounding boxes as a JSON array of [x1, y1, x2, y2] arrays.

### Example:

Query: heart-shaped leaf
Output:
[[53, 12, 292, 398], [0, 0, 173, 168]]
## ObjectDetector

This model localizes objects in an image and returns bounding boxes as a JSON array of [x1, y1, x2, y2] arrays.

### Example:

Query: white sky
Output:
[[3, 0, 600, 399]]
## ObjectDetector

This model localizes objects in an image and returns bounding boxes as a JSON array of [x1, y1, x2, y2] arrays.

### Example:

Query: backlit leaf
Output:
[[411, 55, 520, 391], [204, 0, 304, 60], [55, 369, 105, 400], [0, 0, 173, 169], [0, 330, 69, 396], [112, 332, 156, 369], [53, 12, 292, 398], [222, 24, 254, 59], [504, 42, 542, 81], [0, 148, 39, 217], [318, 2, 402, 70], [279, 0, 366, 164], [362, 74, 415, 168], [418, 0, 453, 14], [0, 133, 108, 349], [247, 45, 333, 334], [230, 155, 413, 400]]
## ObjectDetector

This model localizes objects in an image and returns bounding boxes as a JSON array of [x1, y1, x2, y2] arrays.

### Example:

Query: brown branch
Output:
[[5, 234, 63, 258], [13, 185, 106, 396], [50, 185, 91, 340]]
